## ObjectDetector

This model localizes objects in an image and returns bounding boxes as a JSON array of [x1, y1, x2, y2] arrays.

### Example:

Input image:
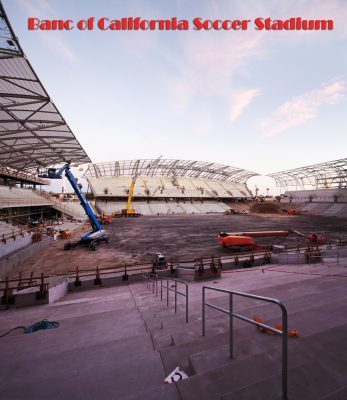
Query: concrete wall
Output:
[[281, 188, 347, 203], [49, 278, 69, 304], [0, 232, 33, 258], [0, 236, 53, 279]]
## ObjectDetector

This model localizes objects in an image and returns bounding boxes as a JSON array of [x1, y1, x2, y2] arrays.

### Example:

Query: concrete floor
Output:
[[0, 261, 346, 399]]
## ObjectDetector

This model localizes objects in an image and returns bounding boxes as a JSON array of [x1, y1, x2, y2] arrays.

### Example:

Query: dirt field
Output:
[[11, 213, 347, 277]]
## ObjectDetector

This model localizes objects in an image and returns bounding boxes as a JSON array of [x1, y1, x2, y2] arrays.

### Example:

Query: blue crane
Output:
[[39, 163, 109, 250]]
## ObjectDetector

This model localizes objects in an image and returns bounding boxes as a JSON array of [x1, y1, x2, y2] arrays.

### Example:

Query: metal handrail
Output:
[[142, 273, 189, 323], [160, 277, 189, 323], [202, 286, 288, 400]]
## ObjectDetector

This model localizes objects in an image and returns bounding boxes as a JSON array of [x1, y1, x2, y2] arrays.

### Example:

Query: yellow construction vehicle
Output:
[[113, 176, 141, 218], [112, 157, 162, 218]]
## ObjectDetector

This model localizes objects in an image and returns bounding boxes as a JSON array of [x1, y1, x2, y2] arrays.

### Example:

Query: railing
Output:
[[274, 244, 347, 267], [1, 228, 29, 244], [69, 263, 154, 283], [0, 272, 49, 305], [0, 164, 49, 185], [202, 286, 288, 400], [0, 197, 52, 207], [142, 273, 189, 323], [36, 191, 85, 219]]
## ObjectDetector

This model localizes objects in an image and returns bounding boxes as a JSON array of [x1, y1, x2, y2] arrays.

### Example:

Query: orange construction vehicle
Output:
[[218, 229, 325, 250], [285, 209, 315, 216], [98, 213, 112, 224]]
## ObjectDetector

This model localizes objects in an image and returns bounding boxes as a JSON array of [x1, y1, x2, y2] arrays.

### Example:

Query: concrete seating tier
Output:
[[1, 262, 346, 399], [96, 200, 230, 215], [0, 186, 52, 208], [87, 176, 252, 199], [281, 188, 347, 204], [0, 220, 24, 237]]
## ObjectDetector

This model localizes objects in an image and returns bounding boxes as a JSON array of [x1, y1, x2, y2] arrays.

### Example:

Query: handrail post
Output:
[[186, 283, 188, 323], [160, 277, 163, 301], [202, 287, 205, 336], [122, 263, 128, 281], [74, 266, 81, 287], [29, 271, 34, 285], [282, 305, 288, 400], [202, 286, 289, 400], [174, 280, 177, 314], [229, 292, 234, 359], [166, 279, 169, 307], [17, 271, 22, 290], [39, 272, 46, 299]]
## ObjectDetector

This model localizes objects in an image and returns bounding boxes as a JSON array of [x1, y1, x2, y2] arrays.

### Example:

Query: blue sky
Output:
[[5, 0, 347, 194]]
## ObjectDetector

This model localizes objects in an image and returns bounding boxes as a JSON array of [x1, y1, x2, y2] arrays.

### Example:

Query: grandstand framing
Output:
[[0, 2, 90, 172], [85, 159, 258, 183], [268, 158, 347, 190], [0, 163, 48, 185]]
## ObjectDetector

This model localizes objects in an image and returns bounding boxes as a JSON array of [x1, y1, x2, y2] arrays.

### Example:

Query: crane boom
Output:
[[39, 164, 108, 250], [125, 177, 136, 213]]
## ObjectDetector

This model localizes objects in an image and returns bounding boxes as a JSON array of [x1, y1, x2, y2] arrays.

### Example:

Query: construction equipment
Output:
[[218, 229, 325, 250], [112, 175, 141, 217], [98, 213, 112, 224], [58, 229, 72, 239], [152, 252, 167, 269], [112, 156, 162, 218], [39, 164, 109, 250], [285, 209, 314, 216]]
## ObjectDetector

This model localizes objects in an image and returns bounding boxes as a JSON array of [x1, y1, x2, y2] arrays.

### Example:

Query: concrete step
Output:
[[176, 345, 306, 400], [143, 291, 344, 354], [146, 292, 343, 334], [159, 331, 231, 375], [0, 308, 146, 358], [222, 361, 346, 400], [178, 324, 347, 400], [197, 276, 346, 316], [138, 275, 346, 330], [186, 302, 346, 375], [118, 381, 180, 400], [1, 338, 164, 400], [1, 288, 138, 327], [151, 315, 228, 349], [321, 386, 347, 400]]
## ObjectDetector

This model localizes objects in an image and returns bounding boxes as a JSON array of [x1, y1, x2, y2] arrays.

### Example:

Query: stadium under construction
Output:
[[0, 2, 346, 400]]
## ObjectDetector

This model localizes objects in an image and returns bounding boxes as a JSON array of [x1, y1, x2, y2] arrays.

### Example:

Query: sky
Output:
[[4, 0, 347, 195]]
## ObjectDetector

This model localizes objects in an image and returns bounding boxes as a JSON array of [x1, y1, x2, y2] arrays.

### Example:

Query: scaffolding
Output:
[[85, 159, 259, 183], [268, 158, 347, 191]]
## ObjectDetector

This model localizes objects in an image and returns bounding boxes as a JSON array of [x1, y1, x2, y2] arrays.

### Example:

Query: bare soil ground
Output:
[[10, 213, 347, 277]]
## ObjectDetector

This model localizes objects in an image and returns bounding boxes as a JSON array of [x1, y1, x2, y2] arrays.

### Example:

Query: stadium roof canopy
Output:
[[0, 2, 90, 173], [85, 159, 258, 183], [268, 158, 347, 190]]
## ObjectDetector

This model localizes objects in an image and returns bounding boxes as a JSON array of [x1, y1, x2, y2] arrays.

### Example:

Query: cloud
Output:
[[16, 0, 77, 62], [259, 80, 346, 137], [228, 88, 261, 121], [164, 31, 266, 119]]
